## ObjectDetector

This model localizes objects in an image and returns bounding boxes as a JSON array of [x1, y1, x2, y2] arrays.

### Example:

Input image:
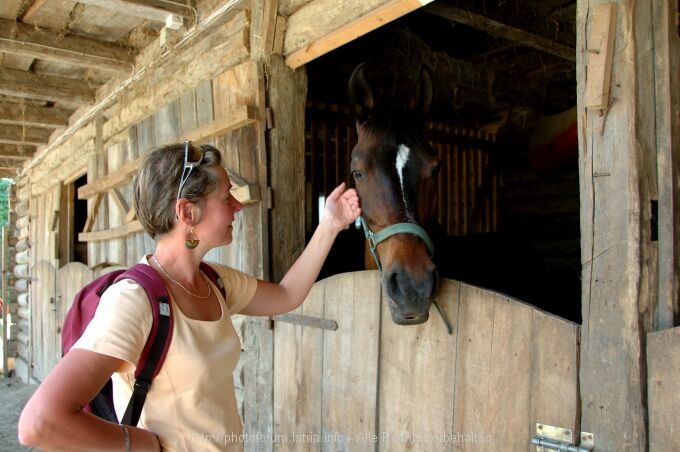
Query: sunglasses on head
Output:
[[176, 141, 205, 203]]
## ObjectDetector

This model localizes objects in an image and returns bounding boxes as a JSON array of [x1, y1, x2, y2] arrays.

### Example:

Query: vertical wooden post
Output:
[[654, 0, 680, 330], [577, 0, 665, 449]]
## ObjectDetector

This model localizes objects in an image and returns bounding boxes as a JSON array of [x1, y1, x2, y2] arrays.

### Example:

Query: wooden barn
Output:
[[0, 0, 678, 450]]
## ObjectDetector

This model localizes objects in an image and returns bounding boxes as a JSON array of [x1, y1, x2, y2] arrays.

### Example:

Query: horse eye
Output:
[[430, 163, 441, 178], [351, 170, 365, 181]]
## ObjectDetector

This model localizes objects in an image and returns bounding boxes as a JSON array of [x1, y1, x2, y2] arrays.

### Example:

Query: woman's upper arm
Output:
[[23, 349, 123, 418], [239, 280, 293, 316]]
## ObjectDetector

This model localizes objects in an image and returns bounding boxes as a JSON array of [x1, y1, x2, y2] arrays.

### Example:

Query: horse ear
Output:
[[410, 64, 434, 119], [348, 62, 375, 123]]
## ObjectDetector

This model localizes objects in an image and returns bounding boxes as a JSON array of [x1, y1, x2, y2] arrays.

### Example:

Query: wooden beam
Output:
[[0, 18, 134, 75], [182, 105, 258, 143], [21, 0, 60, 22], [27, 7, 249, 195], [83, 192, 103, 233], [76, 0, 194, 23], [0, 68, 96, 107], [0, 125, 53, 146], [0, 143, 36, 158], [0, 155, 31, 161], [577, 1, 652, 449], [78, 220, 144, 242], [284, 0, 434, 69], [0, 101, 72, 128], [425, 3, 575, 62], [78, 158, 140, 199], [0, 168, 18, 178]]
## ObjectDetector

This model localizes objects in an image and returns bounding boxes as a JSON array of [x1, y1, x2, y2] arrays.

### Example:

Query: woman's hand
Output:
[[321, 183, 361, 233]]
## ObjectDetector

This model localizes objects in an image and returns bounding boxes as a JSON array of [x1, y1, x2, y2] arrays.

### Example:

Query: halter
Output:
[[359, 216, 435, 272]]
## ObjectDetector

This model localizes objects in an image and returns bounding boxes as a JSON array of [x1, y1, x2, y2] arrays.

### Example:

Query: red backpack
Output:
[[61, 262, 225, 426]]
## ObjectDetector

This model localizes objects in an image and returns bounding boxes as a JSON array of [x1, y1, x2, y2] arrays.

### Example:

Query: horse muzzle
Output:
[[383, 262, 438, 325]]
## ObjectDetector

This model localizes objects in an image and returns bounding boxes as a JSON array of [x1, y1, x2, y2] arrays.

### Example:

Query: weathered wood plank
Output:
[[0, 125, 53, 146], [77, 0, 195, 23], [78, 220, 144, 242], [265, 55, 307, 283], [577, 1, 651, 449], [31, 261, 56, 382], [378, 278, 458, 451], [0, 18, 133, 74], [0, 101, 72, 128], [530, 309, 580, 441], [107, 142, 126, 265], [183, 105, 258, 144], [653, 0, 680, 329], [486, 298, 533, 449], [451, 284, 495, 445], [273, 281, 325, 451], [27, 9, 250, 196], [78, 159, 139, 199], [153, 100, 181, 147], [647, 326, 680, 451], [284, 0, 433, 68], [179, 89, 198, 136], [0, 67, 95, 108], [324, 271, 380, 449]]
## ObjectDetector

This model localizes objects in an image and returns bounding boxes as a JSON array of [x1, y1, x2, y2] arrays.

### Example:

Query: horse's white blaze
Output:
[[395, 144, 413, 220]]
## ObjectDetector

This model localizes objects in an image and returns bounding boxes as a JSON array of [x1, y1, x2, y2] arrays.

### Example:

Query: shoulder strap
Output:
[[199, 261, 226, 299], [114, 264, 172, 426], [113, 262, 224, 426]]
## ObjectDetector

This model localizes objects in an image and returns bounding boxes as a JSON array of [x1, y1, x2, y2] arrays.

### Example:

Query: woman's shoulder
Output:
[[203, 261, 256, 282], [202, 261, 258, 313]]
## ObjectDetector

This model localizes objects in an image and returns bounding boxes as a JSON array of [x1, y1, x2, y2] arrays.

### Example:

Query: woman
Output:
[[19, 141, 361, 451]]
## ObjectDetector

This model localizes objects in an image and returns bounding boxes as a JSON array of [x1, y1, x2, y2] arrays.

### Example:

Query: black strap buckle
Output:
[[133, 378, 152, 393]]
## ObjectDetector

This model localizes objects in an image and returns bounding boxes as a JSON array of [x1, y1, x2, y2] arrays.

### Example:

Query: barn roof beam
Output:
[[0, 101, 72, 129], [0, 67, 96, 108], [284, 0, 434, 69], [424, 3, 575, 62], [0, 125, 54, 146], [0, 19, 135, 75], [76, 0, 195, 24], [0, 144, 37, 159]]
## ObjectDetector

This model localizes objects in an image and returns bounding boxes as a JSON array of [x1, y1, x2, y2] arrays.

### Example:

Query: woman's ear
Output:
[[176, 198, 196, 226]]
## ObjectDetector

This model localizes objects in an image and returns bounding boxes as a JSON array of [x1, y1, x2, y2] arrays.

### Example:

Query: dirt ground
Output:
[[0, 375, 38, 451]]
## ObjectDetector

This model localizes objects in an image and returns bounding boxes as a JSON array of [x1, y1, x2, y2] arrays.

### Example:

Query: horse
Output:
[[348, 62, 440, 325]]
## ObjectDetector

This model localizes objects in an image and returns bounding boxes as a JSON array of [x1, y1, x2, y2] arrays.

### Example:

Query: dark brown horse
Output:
[[348, 62, 440, 325]]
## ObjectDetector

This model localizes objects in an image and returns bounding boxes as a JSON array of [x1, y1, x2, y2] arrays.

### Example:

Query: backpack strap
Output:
[[199, 261, 226, 299], [114, 264, 172, 426], [114, 262, 224, 426]]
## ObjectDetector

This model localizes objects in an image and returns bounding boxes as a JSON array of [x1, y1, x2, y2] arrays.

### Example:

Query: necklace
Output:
[[151, 255, 212, 299]]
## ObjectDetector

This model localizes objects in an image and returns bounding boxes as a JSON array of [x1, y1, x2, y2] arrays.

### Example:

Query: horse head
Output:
[[348, 62, 440, 325]]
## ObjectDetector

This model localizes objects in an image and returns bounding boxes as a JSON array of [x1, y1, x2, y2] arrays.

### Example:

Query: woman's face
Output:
[[196, 165, 243, 246]]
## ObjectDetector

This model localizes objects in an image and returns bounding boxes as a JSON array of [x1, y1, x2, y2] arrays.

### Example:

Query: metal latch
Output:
[[531, 423, 594, 452]]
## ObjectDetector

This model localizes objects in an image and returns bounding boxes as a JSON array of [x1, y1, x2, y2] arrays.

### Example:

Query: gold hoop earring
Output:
[[185, 228, 199, 249]]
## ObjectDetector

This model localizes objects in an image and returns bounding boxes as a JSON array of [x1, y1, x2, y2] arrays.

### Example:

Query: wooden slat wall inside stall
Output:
[[305, 103, 498, 235]]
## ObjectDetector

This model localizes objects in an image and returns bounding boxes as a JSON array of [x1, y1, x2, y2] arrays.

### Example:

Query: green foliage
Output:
[[0, 178, 12, 228]]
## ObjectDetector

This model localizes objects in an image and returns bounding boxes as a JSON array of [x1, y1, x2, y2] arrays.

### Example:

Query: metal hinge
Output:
[[531, 423, 594, 452]]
